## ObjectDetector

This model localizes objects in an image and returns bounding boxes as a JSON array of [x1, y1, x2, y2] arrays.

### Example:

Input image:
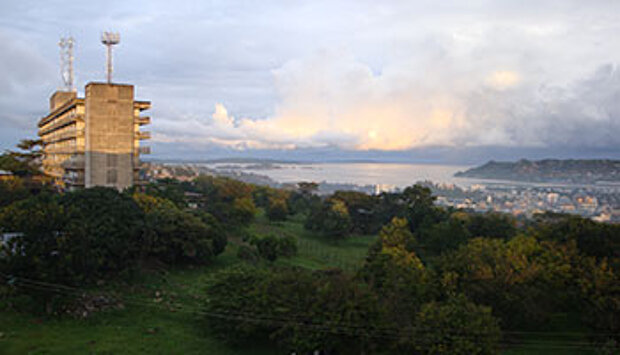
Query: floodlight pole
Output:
[[101, 32, 120, 84], [106, 43, 112, 83]]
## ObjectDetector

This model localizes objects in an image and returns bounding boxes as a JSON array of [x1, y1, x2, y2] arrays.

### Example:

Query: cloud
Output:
[[156, 48, 619, 151], [0, 31, 55, 145], [461, 63, 620, 147], [486, 71, 521, 90], [1, 0, 619, 156]]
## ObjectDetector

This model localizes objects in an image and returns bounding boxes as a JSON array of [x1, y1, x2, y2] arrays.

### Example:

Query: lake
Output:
[[205, 162, 476, 189]]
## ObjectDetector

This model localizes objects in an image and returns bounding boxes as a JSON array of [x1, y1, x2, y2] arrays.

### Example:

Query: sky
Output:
[[1, 0, 619, 163]]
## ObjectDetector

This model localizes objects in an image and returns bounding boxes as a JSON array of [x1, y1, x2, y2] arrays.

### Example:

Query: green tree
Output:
[[203, 265, 274, 344], [0, 139, 43, 177], [57, 188, 145, 280], [253, 235, 280, 262], [204, 266, 379, 353], [439, 235, 578, 329], [577, 256, 620, 346], [232, 196, 257, 225], [331, 190, 380, 234], [417, 211, 472, 256], [0, 177, 31, 208], [134, 192, 222, 264], [305, 198, 352, 237], [248, 234, 297, 262], [191, 210, 227, 255], [408, 294, 501, 354], [402, 184, 441, 233], [266, 196, 289, 222], [273, 270, 380, 354], [135, 178, 187, 208], [533, 213, 620, 261], [287, 190, 320, 215], [361, 218, 434, 332], [0, 188, 145, 312], [192, 175, 257, 226], [466, 212, 517, 240], [297, 181, 319, 194]]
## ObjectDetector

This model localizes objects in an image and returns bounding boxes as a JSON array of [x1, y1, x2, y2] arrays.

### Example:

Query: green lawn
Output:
[[0, 246, 277, 355], [249, 212, 377, 271], [0, 212, 378, 354]]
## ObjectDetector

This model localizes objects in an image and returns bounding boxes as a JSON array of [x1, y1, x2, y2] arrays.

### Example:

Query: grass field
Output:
[[0, 212, 378, 354], [0, 246, 259, 354], [0, 211, 600, 354], [249, 212, 377, 270]]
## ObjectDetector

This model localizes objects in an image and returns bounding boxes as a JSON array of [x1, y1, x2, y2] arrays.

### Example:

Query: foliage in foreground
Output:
[[204, 263, 502, 354], [1, 157, 619, 354], [0, 187, 227, 313]]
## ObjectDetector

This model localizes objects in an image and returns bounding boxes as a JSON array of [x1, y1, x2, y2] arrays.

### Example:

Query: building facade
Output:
[[38, 82, 150, 190]]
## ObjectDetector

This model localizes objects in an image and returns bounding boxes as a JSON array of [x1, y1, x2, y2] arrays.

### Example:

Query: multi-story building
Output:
[[38, 82, 151, 190]]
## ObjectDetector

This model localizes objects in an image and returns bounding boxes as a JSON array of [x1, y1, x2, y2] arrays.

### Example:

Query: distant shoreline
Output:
[[144, 158, 470, 167], [455, 159, 620, 185]]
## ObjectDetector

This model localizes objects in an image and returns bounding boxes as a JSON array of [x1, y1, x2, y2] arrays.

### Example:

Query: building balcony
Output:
[[65, 178, 85, 187], [44, 129, 84, 144], [137, 131, 151, 140], [39, 113, 82, 136], [134, 101, 151, 111], [44, 149, 77, 155], [62, 156, 85, 170], [136, 116, 151, 125]]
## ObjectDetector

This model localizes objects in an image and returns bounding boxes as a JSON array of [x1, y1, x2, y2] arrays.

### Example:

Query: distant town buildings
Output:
[[143, 162, 620, 223], [0, 169, 13, 181], [429, 182, 620, 223]]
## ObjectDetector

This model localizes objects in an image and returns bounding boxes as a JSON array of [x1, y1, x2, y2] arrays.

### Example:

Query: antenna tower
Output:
[[101, 31, 120, 83], [58, 37, 75, 91]]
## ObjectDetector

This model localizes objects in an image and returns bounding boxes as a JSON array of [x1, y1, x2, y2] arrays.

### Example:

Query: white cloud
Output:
[[156, 48, 619, 151], [486, 71, 521, 90]]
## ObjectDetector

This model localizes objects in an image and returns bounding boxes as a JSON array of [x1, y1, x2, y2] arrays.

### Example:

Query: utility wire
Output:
[[2, 272, 614, 351]]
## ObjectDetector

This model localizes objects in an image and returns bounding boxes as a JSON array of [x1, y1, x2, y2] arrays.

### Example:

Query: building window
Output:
[[107, 169, 117, 184], [107, 154, 118, 167]]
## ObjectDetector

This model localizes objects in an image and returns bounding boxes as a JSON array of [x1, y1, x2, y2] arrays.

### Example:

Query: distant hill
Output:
[[454, 159, 620, 184]]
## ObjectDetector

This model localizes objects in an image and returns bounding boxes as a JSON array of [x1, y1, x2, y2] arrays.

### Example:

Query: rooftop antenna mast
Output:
[[101, 31, 120, 83], [58, 37, 75, 91]]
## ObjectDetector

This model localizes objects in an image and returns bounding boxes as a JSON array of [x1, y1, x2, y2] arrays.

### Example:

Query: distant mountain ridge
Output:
[[455, 159, 620, 183]]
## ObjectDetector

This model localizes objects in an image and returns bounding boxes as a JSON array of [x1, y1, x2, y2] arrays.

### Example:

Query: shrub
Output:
[[305, 199, 352, 237], [266, 197, 289, 222], [0, 188, 144, 312], [192, 211, 227, 255], [231, 197, 257, 226], [253, 235, 280, 262], [204, 266, 379, 353], [438, 236, 578, 329], [142, 206, 215, 264], [134, 193, 223, 264], [237, 245, 260, 264], [278, 235, 297, 257], [246, 234, 298, 262], [408, 294, 501, 354], [193, 175, 257, 226]]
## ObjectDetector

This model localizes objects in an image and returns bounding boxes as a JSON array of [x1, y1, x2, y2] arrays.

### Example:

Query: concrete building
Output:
[[38, 82, 150, 190]]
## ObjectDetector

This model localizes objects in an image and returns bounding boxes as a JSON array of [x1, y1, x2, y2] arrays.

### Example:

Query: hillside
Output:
[[455, 159, 620, 183]]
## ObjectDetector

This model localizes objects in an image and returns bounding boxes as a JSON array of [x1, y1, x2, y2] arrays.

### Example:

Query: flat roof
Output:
[[38, 98, 84, 127]]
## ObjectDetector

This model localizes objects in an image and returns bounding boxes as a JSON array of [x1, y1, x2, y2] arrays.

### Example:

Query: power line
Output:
[[2, 272, 615, 351]]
